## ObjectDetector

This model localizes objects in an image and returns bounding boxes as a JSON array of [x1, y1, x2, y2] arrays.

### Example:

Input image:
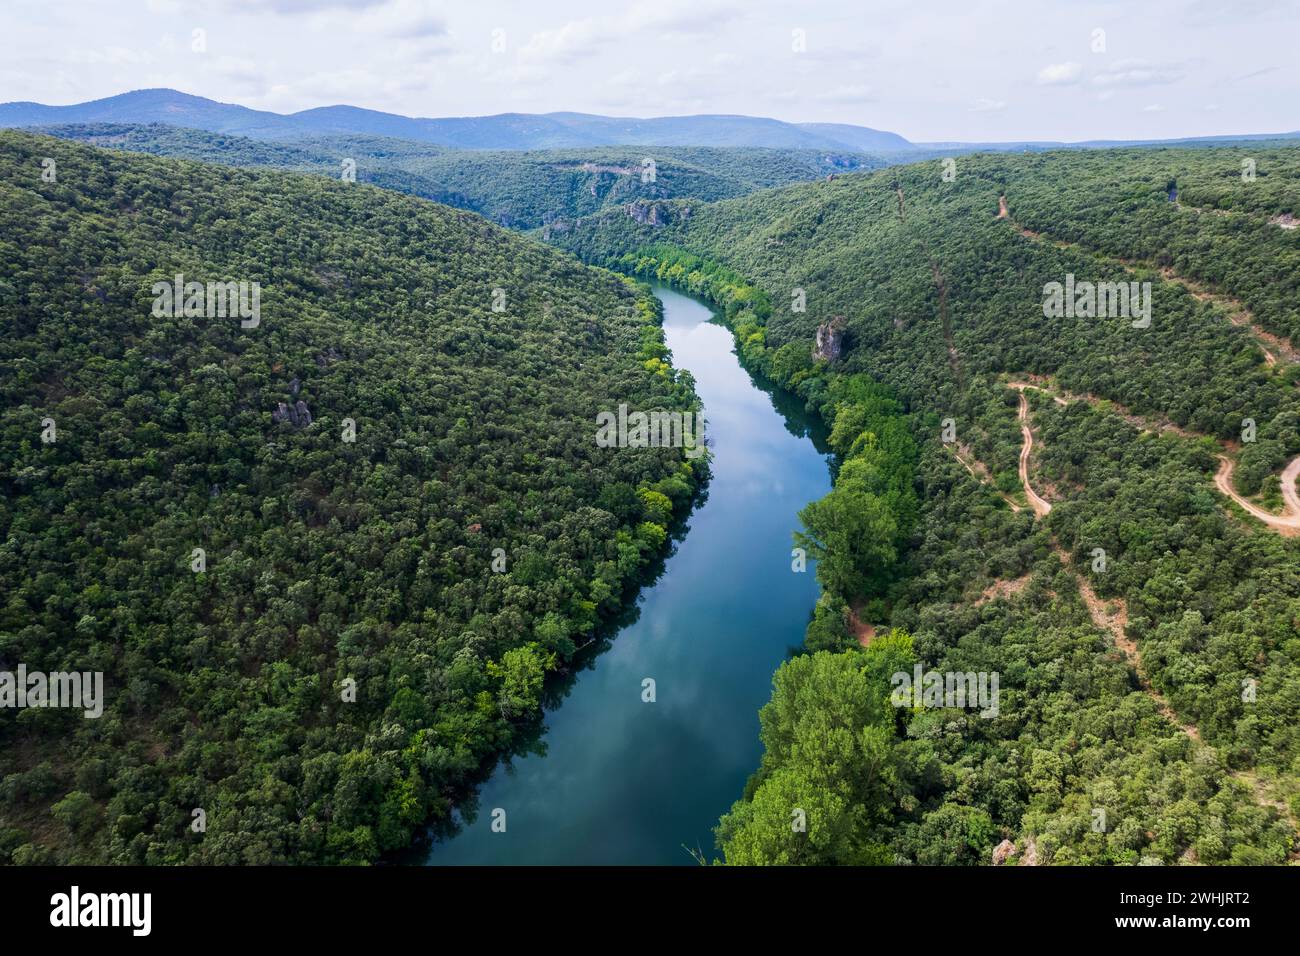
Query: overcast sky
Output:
[[2, 0, 1296, 142]]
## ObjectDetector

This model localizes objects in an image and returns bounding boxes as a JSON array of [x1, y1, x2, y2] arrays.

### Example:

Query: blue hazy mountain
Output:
[[0, 88, 912, 151], [7, 89, 1295, 154]]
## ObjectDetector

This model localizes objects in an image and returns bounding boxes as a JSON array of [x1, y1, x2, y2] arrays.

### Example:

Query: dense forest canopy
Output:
[[4, 119, 1298, 868], [34, 123, 881, 230], [0, 130, 704, 863], [550, 143, 1300, 865]]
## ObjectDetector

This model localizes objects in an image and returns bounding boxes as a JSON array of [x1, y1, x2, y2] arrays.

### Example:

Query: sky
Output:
[[1, 0, 1296, 142]]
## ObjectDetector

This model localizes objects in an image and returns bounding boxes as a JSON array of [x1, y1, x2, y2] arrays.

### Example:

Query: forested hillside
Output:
[[550, 144, 1300, 864], [37, 123, 878, 230], [0, 130, 703, 864], [1003, 145, 1300, 344]]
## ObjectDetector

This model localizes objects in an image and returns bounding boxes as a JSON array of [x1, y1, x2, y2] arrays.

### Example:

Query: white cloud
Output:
[[625, 0, 743, 38], [1092, 59, 1183, 88], [518, 19, 604, 65], [517, 0, 741, 67], [307, 0, 448, 41], [210, 54, 265, 91], [970, 97, 1006, 112], [224, 0, 388, 12], [1035, 62, 1081, 85]]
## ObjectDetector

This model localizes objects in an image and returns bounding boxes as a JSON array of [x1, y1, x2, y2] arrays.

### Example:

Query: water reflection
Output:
[[420, 285, 832, 865]]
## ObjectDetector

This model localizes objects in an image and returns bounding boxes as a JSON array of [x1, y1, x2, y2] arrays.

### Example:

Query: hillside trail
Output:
[[1008, 383, 1058, 517], [1002, 381, 1297, 845], [999, 196, 1298, 367], [848, 603, 877, 648], [929, 259, 965, 386], [1060, 547, 1200, 742], [947, 444, 1022, 512], [1006, 375, 1300, 537], [1214, 455, 1300, 537]]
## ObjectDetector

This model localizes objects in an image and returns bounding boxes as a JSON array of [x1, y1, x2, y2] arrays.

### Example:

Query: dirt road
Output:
[[1010, 386, 1053, 517], [1215, 455, 1300, 536]]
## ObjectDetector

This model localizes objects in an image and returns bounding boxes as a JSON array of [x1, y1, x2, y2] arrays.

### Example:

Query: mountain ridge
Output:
[[0, 88, 910, 151], [6, 89, 1298, 155]]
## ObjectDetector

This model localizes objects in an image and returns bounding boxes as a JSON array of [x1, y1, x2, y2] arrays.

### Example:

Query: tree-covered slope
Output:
[[548, 146, 1300, 865], [1002, 146, 1300, 343], [550, 147, 1300, 436], [378, 144, 876, 229], [0, 130, 703, 864], [37, 123, 880, 230]]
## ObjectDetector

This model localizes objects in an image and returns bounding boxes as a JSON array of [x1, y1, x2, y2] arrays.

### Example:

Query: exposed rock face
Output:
[[992, 839, 1017, 865], [812, 316, 847, 362], [625, 200, 676, 227], [273, 400, 313, 428], [1019, 837, 1039, 866]]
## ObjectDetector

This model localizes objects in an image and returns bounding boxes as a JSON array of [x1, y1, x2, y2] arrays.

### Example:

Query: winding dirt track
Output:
[[1007, 382, 1199, 738], [1215, 455, 1300, 537], [1007, 379, 1300, 539], [1010, 385, 1054, 517], [996, 379, 1298, 847], [948, 445, 1023, 512]]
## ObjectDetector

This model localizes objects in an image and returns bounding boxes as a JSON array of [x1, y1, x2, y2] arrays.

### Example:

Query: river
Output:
[[423, 284, 833, 865]]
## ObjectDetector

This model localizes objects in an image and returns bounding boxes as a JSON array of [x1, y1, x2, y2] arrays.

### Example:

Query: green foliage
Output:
[[716, 635, 917, 865], [38, 123, 883, 231], [553, 147, 1300, 446], [0, 130, 704, 864], [557, 149, 1300, 866]]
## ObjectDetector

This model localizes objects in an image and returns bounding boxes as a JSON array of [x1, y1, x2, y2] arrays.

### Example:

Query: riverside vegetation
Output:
[[550, 143, 1300, 865], [0, 130, 705, 863], [3, 123, 1298, 866]]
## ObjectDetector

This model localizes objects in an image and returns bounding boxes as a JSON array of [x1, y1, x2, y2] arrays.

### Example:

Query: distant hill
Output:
[[0, 88, 914, 152], [0, 88, 287, 135], [540, 112, 904, 151], [795, 121, 915, 152], [37, 122, 880, 228], [916, 132, 1300, 152], [10, 88, 1296, 163]]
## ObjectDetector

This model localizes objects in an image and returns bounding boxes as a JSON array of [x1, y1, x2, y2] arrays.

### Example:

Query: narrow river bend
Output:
[[424, 285, 833, 865]]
